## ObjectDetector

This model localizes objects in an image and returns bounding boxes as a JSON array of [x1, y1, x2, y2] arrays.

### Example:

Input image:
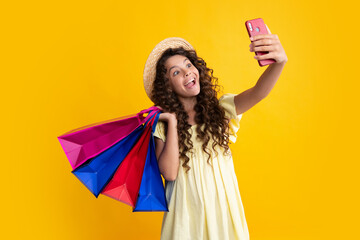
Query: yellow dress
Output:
[[153, 93, 250, 240]]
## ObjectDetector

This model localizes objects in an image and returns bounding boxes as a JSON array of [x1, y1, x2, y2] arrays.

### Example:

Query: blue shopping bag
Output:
[[133, 113, 169, 212]]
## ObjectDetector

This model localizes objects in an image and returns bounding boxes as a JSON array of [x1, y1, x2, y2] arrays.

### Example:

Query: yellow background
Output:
[[1, 0, 359, 239]]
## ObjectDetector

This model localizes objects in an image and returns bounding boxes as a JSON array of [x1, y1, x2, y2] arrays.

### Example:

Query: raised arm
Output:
[[234, 25, 288, 115]]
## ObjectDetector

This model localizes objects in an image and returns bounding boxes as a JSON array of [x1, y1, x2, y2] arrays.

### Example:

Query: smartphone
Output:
[[245, 18, 276, 67]]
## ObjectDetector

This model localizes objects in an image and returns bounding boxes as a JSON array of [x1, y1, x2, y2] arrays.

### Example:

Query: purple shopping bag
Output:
[[57, 106, 160, 170]]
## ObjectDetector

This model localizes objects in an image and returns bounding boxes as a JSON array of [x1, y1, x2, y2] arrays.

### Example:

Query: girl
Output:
[[142, 28, 287, 240]]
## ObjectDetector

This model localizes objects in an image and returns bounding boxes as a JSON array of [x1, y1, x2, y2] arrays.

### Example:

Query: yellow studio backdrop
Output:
[[1, 0, 359, 239]]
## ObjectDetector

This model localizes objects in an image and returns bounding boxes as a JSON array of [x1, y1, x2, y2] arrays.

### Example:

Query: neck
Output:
[[178, 96, 197, 125], [178, 96, 196, 112]]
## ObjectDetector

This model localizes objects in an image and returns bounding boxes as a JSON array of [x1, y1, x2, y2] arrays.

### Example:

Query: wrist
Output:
[[270, 60, 287, 68], [168, 118, 177, 128]]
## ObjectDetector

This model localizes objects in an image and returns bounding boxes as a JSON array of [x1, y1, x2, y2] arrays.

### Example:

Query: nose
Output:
[[185, 69, 192, 77]]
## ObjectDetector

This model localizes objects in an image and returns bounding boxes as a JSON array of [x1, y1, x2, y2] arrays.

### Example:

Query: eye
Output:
[[172, 63, 192, 76]]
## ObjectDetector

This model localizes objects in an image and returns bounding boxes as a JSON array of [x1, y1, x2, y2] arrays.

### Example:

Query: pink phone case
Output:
[[245, 18, 276, 67]]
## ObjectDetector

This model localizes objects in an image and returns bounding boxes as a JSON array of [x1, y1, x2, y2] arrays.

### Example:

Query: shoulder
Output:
[[219, 93, 237, 102], [219, 93, 238, 120], [218, 93, 244, 143], [154, 120, 166, 142]]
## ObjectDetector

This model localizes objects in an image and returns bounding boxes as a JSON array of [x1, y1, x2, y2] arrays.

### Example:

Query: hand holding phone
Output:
[[245, 18, 276, 67]]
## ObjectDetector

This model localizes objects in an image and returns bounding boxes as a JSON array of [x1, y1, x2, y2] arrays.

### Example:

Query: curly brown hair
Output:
[[151, 47, 231, 173]]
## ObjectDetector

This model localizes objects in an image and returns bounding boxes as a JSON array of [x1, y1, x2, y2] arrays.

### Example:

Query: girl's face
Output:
[[165, 54, 200, 100]]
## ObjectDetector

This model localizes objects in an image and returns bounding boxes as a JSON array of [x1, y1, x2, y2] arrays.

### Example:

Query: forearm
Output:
[[158, 120, 180, 181], [253, 61, 286, 99]]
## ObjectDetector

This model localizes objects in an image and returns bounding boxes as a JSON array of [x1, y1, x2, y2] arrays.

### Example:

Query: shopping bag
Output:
[[71, 124, 146, 197], [101, 113, 159, 207], [58, 106, 159, 170], [133, 113, 168, 212]]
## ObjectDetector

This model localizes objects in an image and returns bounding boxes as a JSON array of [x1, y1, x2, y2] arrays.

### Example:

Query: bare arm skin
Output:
[[234, 62, 286, 115], [154, 112, 179, 181], [234, 25, 288, 115]]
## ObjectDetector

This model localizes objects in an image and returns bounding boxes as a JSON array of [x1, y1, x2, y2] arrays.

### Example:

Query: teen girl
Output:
[[142, 27, 287, 240]]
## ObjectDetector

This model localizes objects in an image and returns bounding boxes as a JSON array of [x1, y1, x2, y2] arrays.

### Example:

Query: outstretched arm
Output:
[[234, 25, 288, 115]]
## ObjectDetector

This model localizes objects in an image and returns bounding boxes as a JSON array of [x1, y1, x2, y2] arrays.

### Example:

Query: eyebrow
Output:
[[168, 58, 189, 73]]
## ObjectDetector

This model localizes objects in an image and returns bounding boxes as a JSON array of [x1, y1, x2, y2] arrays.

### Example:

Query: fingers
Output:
[[250, 38, 277, 48], [158, 112, 177, 123], [250, 45, 274, 52], [250, 38, 279, 53], [253, 52, 274, 60], [155, 105, 164, 111], [248, 25, 286, 63]]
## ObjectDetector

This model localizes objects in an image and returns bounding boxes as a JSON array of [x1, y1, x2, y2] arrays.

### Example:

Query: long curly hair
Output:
[[151, 47, 231, 173]]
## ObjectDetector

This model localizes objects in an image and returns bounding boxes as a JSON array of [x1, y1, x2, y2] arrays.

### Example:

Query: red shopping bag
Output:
[[101, 116, 155, 207]]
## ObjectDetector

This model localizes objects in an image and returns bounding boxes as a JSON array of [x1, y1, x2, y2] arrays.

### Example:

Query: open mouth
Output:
[[184, 77, 196, 88]]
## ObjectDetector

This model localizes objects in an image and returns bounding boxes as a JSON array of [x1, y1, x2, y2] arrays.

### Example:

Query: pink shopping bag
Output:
[[57, 106, 160, 170]]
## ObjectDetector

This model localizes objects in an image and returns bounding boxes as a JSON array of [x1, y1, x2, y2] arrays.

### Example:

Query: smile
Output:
[[184, 77, 196, 88]]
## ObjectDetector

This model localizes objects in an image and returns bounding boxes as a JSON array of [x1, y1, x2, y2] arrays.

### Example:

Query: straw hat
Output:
[[143, 37, 195, 102]]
